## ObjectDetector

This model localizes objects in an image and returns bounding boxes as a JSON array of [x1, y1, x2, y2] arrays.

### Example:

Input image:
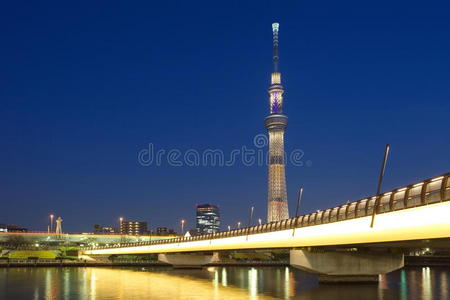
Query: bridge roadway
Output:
[[0, 232, 176, 245], [85, 172, 450, 255]]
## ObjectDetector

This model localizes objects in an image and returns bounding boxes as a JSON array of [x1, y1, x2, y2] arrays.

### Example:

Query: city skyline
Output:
[[1, 1, 450, 232]]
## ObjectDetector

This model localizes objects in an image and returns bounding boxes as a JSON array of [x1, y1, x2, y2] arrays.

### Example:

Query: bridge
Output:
[[84, 172, 450, 282], [0, 232, 176, 246]]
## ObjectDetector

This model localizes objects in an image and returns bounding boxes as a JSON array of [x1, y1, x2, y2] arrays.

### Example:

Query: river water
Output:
[[0, 266, 449, 299]]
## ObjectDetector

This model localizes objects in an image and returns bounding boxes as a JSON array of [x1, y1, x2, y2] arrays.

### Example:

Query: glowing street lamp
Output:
[[228, 225, 231, 231], [237, 221, 241, 229], [249, 206, 254, 226], [181, 219, 185, 235], [50, 214, 54, 233]]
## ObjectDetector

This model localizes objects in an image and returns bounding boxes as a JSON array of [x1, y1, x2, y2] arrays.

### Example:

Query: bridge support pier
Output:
[[290, 249, 404, 283], [158, 252, 220, 268], [79, 254, 111, 262]]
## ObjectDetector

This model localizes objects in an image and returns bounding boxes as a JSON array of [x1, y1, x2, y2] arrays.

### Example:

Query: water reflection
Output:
[[0, 266, 450, 299], [440, 271, 448, 299], [400, 269, 408, 300], [422, 267, 432, 299], [221, 267, 228, 286], [63, 269, 70, 300], [248, 267, 258, 299]]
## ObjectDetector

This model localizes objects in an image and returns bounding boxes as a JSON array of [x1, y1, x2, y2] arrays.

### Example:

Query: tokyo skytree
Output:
[[265, 23, 289, 222]]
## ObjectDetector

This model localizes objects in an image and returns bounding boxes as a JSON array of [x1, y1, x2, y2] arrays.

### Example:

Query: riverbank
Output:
[[405, 255, 450, 267], [0, 260, 169, 267], [1, 256, 449, 268], [0, 259, 288, 268]]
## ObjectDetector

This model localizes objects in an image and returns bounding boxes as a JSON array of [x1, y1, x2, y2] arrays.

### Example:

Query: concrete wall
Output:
[[290, 249, 404, 282], [158, 252, 220, 267]]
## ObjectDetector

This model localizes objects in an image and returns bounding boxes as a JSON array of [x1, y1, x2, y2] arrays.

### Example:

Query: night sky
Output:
[[1, 1, 449, 233]]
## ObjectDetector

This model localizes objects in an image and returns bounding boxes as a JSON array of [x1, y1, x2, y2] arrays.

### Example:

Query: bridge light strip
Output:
[[85, 201, 450, 255], [432, 176, 444, 182]]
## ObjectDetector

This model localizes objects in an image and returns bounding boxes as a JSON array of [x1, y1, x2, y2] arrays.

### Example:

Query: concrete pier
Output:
[[158, 252, 220, 268], [290, 249, 404, 283]]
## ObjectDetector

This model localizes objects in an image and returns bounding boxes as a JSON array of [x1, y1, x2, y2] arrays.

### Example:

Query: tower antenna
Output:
[[272, 23, 280, 73]]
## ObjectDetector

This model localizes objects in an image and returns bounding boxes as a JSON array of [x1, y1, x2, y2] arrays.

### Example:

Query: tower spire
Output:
[[272, 23, 279, 73]]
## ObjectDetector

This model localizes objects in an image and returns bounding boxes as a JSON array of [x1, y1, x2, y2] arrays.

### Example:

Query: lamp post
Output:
[[237, 221, 241, 229], [292, 187, 304, 237], [295, 188, 303, 218], [248, 206, 254, 227], [50, 214, 54, 233], [181, 219, 185, 236], [371, 144, 390, 228]]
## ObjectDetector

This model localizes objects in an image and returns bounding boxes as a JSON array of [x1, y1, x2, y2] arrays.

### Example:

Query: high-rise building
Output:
[[120, 221, 148, 235], [196, 204, 220, 234], [265, 23, 289, 222]]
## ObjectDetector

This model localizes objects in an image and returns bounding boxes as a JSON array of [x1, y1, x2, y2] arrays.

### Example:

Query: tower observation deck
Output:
[[266, 23, 289, 222]]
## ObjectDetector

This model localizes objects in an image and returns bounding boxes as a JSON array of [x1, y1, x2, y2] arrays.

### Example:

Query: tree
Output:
[[5, 236, 26, 250]]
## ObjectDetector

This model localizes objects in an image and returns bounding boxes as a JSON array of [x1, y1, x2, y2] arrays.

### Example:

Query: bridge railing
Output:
[[84, 172, 450, 251]]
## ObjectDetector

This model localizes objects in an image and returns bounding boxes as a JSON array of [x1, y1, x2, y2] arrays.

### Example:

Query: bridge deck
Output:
[[85, 173, 450, 255]]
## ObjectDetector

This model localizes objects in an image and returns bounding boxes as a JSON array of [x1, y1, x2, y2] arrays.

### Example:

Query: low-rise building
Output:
[[120, 221, 148, 235], [155, 227, 176, 236], [93, 224, 116, 234], [0, 224, 27, 233]]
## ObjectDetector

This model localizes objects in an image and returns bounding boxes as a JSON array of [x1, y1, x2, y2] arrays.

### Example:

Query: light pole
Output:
[[237, 221, 241, 229], [295, 188, 303, 218], [371, 144, 390, 228], [181, 219, 185, 236], [293, 187, 304, 237], [50, 214, 54, 233], [248, 206, 254, 227]]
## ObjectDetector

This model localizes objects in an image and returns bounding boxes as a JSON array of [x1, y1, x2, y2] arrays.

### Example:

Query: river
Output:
[[0, 266, 449, 299]]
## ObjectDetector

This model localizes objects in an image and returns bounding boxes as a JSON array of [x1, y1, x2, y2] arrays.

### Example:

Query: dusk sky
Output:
[[1, 0, 449, 233]]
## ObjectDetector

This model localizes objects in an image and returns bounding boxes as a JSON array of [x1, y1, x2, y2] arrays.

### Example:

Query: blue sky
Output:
[[1, 0, 449, 232]]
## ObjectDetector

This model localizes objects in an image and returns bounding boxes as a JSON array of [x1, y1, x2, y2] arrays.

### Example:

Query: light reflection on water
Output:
[[0, 266, 449, 299]]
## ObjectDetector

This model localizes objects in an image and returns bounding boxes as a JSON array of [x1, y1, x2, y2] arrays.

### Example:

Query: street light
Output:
[[181, 219, 185, 236], [237, 221, 241, 229], [228, 225, 231, 231], [292, 187, 304, 237], [50, 214, 54, 233], [295, 188, 304, 217], [248, 206, 254, 227]]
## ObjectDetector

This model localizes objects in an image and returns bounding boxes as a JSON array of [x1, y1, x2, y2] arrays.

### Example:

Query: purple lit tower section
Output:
[[264, 23, 289, 222]]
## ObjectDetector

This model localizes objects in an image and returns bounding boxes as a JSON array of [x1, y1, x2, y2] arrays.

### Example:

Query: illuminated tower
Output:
[[55, 217, 63, 235], [266, 23, 289, 222]]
